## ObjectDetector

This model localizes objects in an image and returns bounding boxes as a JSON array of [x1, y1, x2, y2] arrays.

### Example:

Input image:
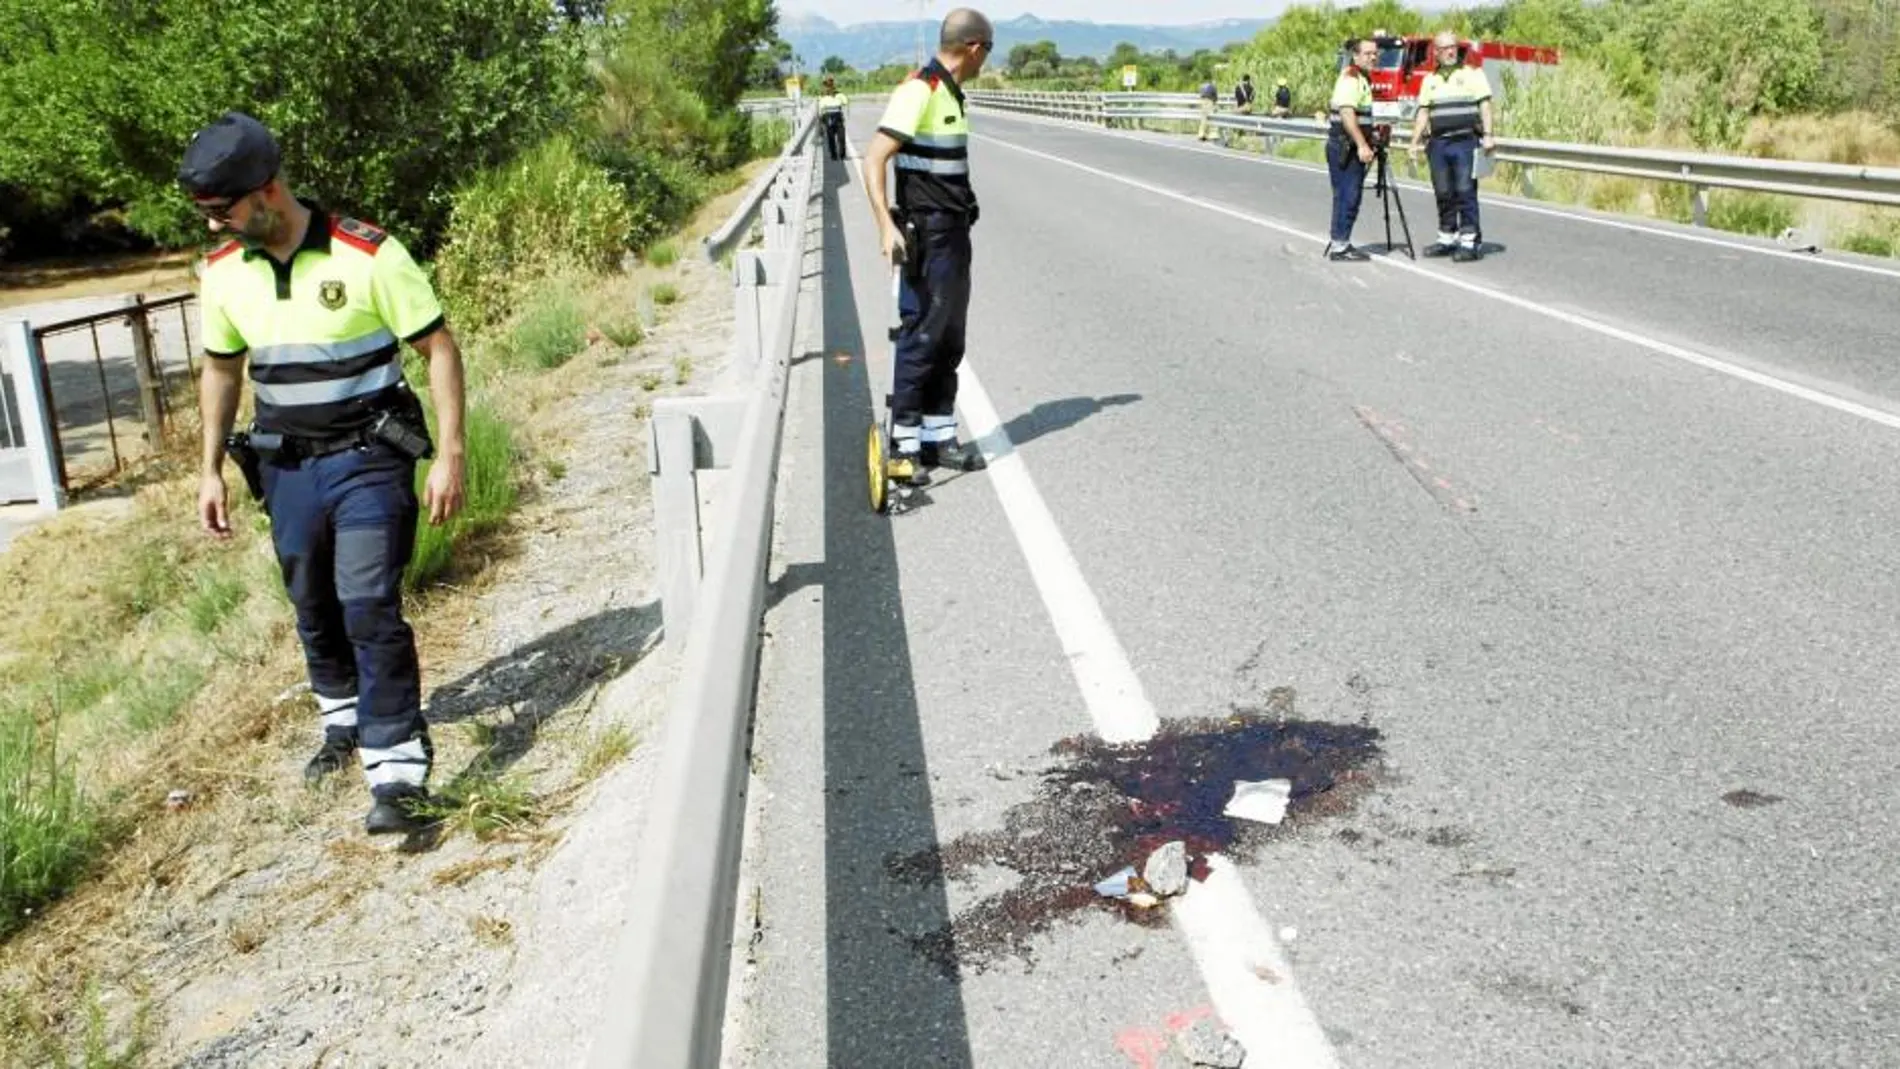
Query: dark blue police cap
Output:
[[177, 111, 281, 199]]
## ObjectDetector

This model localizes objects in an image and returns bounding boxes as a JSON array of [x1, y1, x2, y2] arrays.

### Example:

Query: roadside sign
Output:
[[785, 76, 802, 101], [1122, 65, 1139, 89]]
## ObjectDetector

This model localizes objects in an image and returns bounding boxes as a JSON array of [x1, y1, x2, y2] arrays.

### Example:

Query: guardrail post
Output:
[[650, 403, 703, 647], [731, 251, 768, 378], [2, 320, 65, 513], [1692, 185, 1709, 227]]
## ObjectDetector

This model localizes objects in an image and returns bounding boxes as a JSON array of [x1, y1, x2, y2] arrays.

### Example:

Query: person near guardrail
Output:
[[179, 111, 468, 837], [1197, 76, 1219, 141], [863, 7, 993, 478], [1407, 30, 1495, 262], [1325, 38, 1379, 262], [1236, 74, 1256, 115], [819, 76, 849, 162], [1272, 77, 1293, 118]]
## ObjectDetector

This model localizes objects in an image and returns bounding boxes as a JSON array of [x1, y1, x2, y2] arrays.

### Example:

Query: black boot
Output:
[[365, 784, 431, 836], [304, 733, 356, 785], [921, 440, 986, 473]]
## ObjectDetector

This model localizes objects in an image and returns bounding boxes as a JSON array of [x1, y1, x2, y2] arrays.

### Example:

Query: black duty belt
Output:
[[249, 427, 369, 461]]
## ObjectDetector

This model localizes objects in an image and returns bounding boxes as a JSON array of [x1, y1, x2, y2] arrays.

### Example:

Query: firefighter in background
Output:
[[818, 76, 849, 162], [1325, 38, 1378, 262], [181, 112, 467, 836], [862, 8, 992, 476], [1408, 30, 1496, 262]]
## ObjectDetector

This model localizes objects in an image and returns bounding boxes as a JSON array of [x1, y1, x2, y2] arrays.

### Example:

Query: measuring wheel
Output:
[[865, 410, 917, 514]]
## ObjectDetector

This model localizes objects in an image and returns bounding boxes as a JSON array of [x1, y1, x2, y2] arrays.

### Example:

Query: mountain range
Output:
[[779, 12, 1272, 70]]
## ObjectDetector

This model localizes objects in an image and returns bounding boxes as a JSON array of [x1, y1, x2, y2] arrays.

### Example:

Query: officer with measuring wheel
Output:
[[1408, 31, 1496, 262], [862, 7, 993, 482], [181, 111, 467, 836]]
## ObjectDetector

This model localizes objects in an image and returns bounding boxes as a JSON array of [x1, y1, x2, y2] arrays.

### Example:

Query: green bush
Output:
[[508, 292, 587, 370], [0, 710, 96, 938], [1706, 191, 1797, 237], [435, 136, 636, 333], [1841, 230, 1896, 257], [645, 240, 678, 267], [407, 399, 517, 591]]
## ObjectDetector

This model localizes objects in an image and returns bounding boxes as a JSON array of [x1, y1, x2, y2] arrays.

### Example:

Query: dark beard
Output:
[[237, 205, 283, 249]]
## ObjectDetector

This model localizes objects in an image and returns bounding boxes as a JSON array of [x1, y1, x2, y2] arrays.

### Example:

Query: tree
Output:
[[821, 54, 849, 74], [0, 0, 590, 254]]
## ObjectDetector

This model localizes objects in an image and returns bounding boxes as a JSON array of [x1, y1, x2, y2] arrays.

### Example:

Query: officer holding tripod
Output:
[[1408, 31, 1496, 261], [1324, 38, 1379, 262]]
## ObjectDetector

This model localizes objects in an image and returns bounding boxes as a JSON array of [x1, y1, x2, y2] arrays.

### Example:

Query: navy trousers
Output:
[[822, 114, 846, 161], [1326, 132, 1368, 245], [1428, 135, 1481, 242], [261, 439, 431, 796], [891, 216, 972, 440]]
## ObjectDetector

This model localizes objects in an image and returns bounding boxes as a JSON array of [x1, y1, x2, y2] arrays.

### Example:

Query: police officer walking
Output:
[[181, 111, 467, 836], [1408, 31, 1496, 261], [818, 76, 849, 162], [863, 8, 992, 477], [1325, 38, 1379, 262]]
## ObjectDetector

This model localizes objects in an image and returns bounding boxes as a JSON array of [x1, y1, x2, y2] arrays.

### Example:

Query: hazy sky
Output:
[[783, 1, 1290, 26]]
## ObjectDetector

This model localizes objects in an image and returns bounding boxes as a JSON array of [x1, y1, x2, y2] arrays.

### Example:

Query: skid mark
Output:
[[1353, 404, 1479, 515]]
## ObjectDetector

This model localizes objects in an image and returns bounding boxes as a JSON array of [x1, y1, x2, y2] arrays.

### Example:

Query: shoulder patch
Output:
[[331, 216, 387, 255], [205, 240, 242, 266]]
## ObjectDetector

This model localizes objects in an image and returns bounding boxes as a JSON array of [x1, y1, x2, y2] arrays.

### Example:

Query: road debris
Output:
[[165, 788, 193, 811], [1223, 779, 1291, 825], [1174, 1016, 1247, 1067], [1142, 840, 1189, 897], [1095, 866, 1139, 899]]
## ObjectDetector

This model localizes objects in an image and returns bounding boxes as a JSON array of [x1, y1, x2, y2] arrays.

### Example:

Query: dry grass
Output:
[[1740, 112, 1900, 167]]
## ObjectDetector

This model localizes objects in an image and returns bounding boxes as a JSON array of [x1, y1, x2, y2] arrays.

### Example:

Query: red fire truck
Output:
[[1347, 31, 1561, 123]]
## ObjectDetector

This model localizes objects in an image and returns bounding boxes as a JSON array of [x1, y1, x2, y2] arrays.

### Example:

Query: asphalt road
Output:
[[735, 107, 1900, 1069]]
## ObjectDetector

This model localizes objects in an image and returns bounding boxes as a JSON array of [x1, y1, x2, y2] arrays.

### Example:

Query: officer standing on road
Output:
[[1197, 75, 1220, 141], [818, 76, 849, 162], [1408, 30, 1496, 262], [180, 111, 467, 836], [862, 8, 992, 477], [1325, 38, 1379, 262]]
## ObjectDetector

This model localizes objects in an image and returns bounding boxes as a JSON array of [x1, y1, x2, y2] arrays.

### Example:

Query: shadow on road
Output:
[[999, 393, 1141, 451], [809, 151, 977, 1068]]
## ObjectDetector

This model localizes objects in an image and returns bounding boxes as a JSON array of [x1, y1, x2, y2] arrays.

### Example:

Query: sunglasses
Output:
[[970, 39, 993, 51], [190, 183, 265, 223]]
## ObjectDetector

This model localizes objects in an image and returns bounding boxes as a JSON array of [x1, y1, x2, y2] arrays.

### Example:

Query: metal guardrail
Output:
[[967, 90, 1900, 223], [705, 107, 818, 262], [584, 106, 818, 1069]]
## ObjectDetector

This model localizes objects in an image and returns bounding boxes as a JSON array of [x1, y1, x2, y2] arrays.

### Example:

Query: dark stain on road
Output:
[[1721, 788, 1784, 809], [884, 709, 1384, 975]]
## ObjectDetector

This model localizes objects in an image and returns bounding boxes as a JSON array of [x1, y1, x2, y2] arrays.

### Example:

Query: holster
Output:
[[368, 385, 435, 461], [224, 432, 266, 502], [891, 210, 924, 283]]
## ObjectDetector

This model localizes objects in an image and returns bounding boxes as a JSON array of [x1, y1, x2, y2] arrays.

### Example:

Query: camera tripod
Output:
[[1371, 139, 1415, 260]]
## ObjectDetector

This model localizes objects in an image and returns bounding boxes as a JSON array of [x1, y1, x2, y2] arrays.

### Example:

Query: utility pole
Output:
[[914, 0, 926, 69]]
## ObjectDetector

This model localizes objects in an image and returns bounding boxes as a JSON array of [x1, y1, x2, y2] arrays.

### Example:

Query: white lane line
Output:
[[849, 131, 1340, 1066], [977, 132, 1900, 434], [974, 110, 1900, 281], [956, 362, 1338, 1068], [953, 365, 1160, 745]]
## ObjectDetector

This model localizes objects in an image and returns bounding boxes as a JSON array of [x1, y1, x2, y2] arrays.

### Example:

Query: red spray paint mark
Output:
[[1115, 1004, 1219, 1068]]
